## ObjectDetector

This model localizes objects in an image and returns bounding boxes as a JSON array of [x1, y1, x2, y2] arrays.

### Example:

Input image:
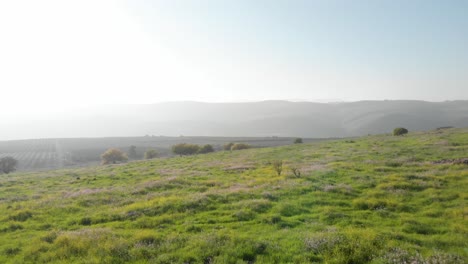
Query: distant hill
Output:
[[1, 100, 467, 140]]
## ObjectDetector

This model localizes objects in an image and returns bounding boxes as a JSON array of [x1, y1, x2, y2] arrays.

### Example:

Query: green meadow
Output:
[[0, 128, 467, 263]]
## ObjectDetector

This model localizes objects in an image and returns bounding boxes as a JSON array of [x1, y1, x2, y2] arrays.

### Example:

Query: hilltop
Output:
[[0, 128, 467, 263]]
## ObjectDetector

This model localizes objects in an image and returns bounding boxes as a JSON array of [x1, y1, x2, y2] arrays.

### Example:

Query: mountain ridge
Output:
[[1, 100, 467, 140]]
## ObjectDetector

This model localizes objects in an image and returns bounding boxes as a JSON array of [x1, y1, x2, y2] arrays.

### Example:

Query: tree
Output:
[[172, 143, 200, 156], [231, 143, 251, 151], [0, 156, 18, 174], [144, 149, 158, 159], [294, 138, 303, 144], [101, 148, 128, 165], [128, 145, 138, 160], [198, 144, 214, 154], [393, 127, 409, 136]]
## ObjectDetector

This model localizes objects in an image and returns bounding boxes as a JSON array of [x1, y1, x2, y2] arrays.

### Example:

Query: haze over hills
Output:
[[1, 100, 467, 140]]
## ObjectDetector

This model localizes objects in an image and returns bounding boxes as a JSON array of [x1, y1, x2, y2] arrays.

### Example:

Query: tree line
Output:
[[100, 142, 254, 165]]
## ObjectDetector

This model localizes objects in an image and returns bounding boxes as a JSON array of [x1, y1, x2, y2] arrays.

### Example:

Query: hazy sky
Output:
[[1, 0, 467, 115]]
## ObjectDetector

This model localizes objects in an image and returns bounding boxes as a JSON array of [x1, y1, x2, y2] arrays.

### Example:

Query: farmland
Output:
[[0, 128, 466, 263], [0, 136, 321, 172]]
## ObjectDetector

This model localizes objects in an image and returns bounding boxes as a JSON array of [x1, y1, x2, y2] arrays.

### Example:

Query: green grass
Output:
[[0, 128, 467, 263]]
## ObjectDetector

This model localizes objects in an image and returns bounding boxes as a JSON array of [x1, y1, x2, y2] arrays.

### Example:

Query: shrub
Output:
[[231, 143, 251, 151], [144, 149, 158, 159], [198, 144, 214, 154], [290, 167, 301, 177], [393, 127, 408, 136], [294, 138, 303, 144], [172, 143, 200, 156], [9, 210, 33, 222], [272, 160, 283, 176], [79, 217, 93, 226], [101, 148, 128, 165], [223, 142, 234, 151], [0, 156, 18, 174]]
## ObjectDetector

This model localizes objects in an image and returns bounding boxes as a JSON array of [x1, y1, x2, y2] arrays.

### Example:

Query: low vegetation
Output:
[[230, 143, 251, 151], [0, 128, 467, 263], [144, 149, 158, 160], [393, 127, 409, 136], [128, 145, 138, 160], [224, 142, 234, 150], [271, 160, 283, 176], [198, 144, 214, 154], [0, 156, 17, 174], [172, 143, 201, 156]]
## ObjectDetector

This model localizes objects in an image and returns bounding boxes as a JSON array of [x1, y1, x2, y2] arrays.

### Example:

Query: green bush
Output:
[[294, 138, 303, 144], [172, 143, 200, 156], [198, 144, 214, 154], [231, 143, 251, 151], [393, 127, 409, 136], [144, 149, 158, 159]]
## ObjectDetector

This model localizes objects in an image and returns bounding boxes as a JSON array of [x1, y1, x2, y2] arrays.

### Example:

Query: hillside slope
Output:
[[0, 128, 467, 263]]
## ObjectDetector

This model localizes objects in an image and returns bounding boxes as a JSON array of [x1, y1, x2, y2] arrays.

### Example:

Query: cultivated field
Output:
[[0, 128, 466, 263]]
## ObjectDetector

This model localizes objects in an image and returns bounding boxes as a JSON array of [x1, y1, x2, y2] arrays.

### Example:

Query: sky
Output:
[[0, 0, 467, 116]]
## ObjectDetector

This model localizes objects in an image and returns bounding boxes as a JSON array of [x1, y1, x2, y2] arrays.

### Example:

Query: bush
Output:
[[393, 127, 408, 136], [0, 156, 18, 174], [198, 144, 214, 154], [294, 138, 303, 144], [223, 142, 234, 151], [231, 143, 251, 151], [172, 143, 200, 156], [101, 148, 128, 165], [290, 167, 301, 177], [144, 149, 158, 159], [272, 160, 283, 176]]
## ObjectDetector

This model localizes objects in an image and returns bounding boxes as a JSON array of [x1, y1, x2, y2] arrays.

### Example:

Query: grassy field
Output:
[[0, 128, 467, 263]]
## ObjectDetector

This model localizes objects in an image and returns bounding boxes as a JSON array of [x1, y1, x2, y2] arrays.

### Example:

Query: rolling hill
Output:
[[0, 128, 466, 263]]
